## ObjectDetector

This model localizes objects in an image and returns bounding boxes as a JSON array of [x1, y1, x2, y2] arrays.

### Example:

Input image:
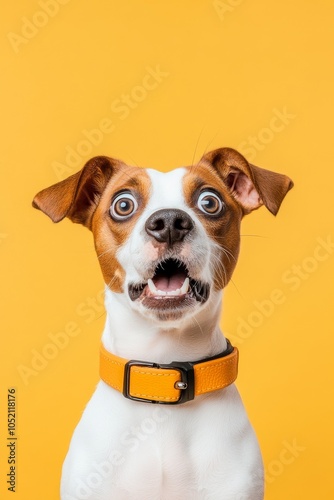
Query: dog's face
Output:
[[92, 163, 242, 323], [33, 148, 293, 324]]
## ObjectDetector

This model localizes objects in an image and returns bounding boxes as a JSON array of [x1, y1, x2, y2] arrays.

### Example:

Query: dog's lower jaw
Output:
[[102, 287, 226, 363]]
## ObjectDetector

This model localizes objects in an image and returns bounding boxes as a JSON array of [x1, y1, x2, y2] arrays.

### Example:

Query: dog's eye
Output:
[[110, 193, 138, 220], [197, 191, 224, 215]]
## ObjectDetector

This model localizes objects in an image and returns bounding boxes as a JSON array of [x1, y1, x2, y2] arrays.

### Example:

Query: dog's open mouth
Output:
[[128, 258, 210, 308]]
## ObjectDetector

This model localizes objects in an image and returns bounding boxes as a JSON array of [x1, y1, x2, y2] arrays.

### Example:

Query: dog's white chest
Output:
[[61, 382, 263, 500]]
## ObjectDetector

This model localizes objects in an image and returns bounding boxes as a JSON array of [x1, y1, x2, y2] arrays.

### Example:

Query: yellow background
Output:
[[1, 1, 333, 498]]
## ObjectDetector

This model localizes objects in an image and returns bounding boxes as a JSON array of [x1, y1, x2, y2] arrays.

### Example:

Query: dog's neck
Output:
[[101, 287, 227, 363]]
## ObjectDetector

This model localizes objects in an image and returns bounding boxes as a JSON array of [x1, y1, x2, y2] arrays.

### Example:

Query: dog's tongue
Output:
[[152, 272, 186, 291]]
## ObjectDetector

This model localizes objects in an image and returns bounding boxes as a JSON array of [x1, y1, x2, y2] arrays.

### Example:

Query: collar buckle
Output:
[[123, 360, 195, 405]]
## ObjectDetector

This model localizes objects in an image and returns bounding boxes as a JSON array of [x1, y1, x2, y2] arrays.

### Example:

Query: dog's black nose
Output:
[[145, 209, 194, 245]]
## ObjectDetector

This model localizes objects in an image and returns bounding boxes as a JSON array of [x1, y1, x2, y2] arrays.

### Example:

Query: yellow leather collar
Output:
[[100, 340, 238, 405]]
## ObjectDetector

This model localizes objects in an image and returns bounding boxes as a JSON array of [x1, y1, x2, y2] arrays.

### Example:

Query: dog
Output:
[[33, 147, 293, 500]]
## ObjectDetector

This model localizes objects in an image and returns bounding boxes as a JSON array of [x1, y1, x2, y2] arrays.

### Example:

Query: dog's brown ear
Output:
[[33, 156, 123, 228], [200, 148, 293, 215]]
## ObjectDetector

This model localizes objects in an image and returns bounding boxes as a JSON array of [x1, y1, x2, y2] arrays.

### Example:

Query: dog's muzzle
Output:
[[128, 209, 210, 312]]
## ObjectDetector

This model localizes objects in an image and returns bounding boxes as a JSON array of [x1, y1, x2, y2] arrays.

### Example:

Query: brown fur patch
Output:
[[183, 163, 243, 290], [92, 166, 151, 292]]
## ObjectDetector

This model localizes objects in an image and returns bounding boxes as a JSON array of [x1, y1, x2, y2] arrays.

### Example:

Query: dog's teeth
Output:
[[147, 277, 189, 297], [181, 277, 190, 294], [147, 279, 157, 293]]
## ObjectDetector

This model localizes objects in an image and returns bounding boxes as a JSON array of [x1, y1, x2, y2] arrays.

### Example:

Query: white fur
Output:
[[60, 168, 264, 500]]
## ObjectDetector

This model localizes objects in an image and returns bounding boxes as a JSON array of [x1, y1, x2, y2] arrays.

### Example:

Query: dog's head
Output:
[[33, 148, 293, 324]]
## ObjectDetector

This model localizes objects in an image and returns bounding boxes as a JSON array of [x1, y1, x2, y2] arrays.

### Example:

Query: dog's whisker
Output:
[[106, 275, 118, 290], [218, 263, 228, 288], [191, 126, 206, 166], [228, 278, 244, 300], [95, 311, 107, 321], [210, 246, 237, 265], [201, 130, 221, 157], [209, 257, 227, 288], [211, 241, 237, 259], [97, 247, 115, 259], [240, 234, 266, 238], [126, 155, 140, 168], [219, 249, 232, 264], [191, 315, 205, 338]]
